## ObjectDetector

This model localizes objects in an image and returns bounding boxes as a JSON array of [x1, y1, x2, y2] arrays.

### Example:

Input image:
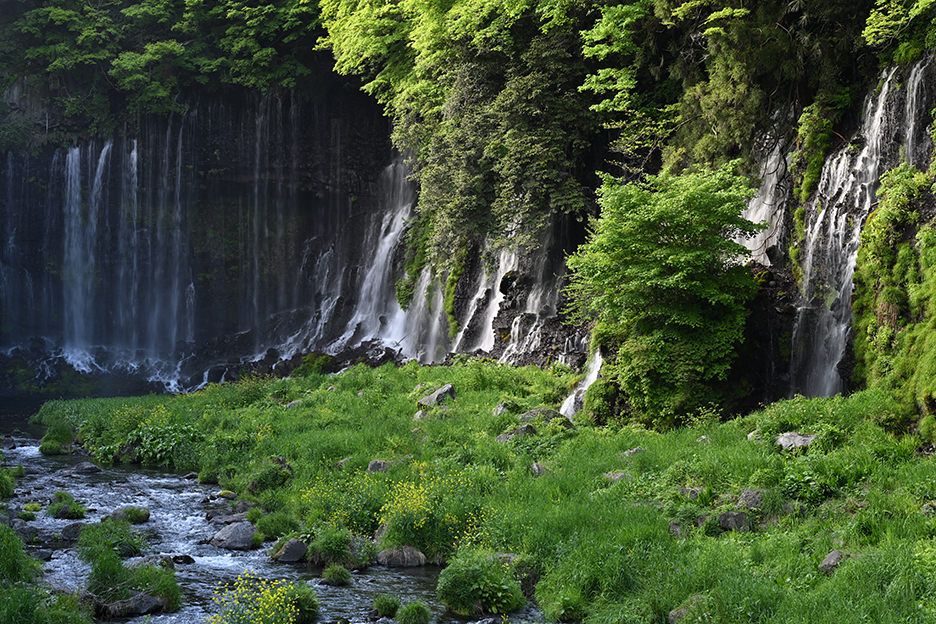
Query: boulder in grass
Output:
[[210, 522, 257, 550], [776, 431, 816, 450], [669, 595, 705, 624], [737, 489, 763, 510], [376, 546, 426, 567], [417, 384, 456, 408], [718, 511, 748, 532], [819, 550, 845, 574]]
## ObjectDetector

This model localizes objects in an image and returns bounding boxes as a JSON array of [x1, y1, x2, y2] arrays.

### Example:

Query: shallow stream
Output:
[[0, 430, 543, 624]]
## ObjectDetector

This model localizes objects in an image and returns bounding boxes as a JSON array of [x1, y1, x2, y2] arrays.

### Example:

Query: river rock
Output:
[[62, 461, 101, 475], [377, 545, 426, 567], [210, 521, 257, 550], [172, 554, 195, 565], [417, 384, 456, 407], [61, 521, 86, 543], [776, 431, 816, 450], [718, 511, 748, 532], [273, 538, 308, 563], [182, 472, 198, 480], [0, 435, 15, 450], [819, 549, 845, 574], [96, 592, 171, 618], [127, 554, 174, 570], [206, 509, 247, 525]]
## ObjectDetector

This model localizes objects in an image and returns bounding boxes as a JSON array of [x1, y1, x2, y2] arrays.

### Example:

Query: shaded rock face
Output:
[[376, 546, 426, 567]]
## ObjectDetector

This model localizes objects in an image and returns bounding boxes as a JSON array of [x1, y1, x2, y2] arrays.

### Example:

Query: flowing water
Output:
[[0, 433, 544, 624], [789, 59, 934, 396]]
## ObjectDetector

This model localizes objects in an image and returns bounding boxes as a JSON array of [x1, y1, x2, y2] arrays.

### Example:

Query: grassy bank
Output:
[[33, 359, 936, 623]]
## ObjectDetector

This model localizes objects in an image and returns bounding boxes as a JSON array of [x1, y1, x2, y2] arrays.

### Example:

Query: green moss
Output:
[[443, 248, 468, 338]]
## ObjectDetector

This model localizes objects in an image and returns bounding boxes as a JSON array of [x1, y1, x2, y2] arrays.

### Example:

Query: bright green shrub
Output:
[[373, 593, 400, 617], [0, 524, 37, 583], [322, 563, 351, 586], [396, 601, 431, 624], [255, 510, 299, 541], [436, 550, 525, 615]]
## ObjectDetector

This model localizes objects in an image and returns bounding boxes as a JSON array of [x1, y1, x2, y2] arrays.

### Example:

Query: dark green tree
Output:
[[565, 163, 762, 426]]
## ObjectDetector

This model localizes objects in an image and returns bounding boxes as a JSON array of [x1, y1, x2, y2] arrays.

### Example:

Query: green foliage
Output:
[[40, 420, 75, 455], [436, 550, 525, 615], [565, 163, 761, 425], [47, 491, 86, 520], [322, 563, 351, 585], [255, 510, 300, 541], [78, 519, 146, 560], [791, 91, 852, 204], [396, 600, 432, 624], [0, 524, 37, 583], [373, 593, 400, 617]]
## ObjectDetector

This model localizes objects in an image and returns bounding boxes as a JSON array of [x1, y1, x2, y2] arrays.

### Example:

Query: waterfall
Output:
[[741, 142, 789, 265], [453, 249, 519, 353], [559, 349, 603, 418], [790, 60, 932, 397]]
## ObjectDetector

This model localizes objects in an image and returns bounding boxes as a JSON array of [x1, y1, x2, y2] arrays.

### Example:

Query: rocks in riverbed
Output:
[[60, 462, 101, 476], [127, 554, 174, 570], [0, 435, 15, 450], [376, 546, 426, 567], [109, 506, 150, 524], [172, 554, 195, 565], [94, 591, 172, 619], [273, 538, 308, 563], [210, 521, 258, 550], [206, 509, 247, 525]]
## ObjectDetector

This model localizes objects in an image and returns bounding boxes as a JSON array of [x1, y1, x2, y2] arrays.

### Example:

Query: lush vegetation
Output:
[[206, 570, 318, 624], [566, 163, 761, 426], [28, 361, 936, 622]]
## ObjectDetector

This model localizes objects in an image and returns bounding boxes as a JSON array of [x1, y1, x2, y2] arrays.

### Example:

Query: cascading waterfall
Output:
[[1, 88, 584, 393], [559, 349, 603, 418], [790, 59, 933, 397], [741, 141, 789, 265]]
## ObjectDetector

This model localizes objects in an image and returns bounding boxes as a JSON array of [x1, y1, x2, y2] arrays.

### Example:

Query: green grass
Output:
[[32, 360, 936, 622]]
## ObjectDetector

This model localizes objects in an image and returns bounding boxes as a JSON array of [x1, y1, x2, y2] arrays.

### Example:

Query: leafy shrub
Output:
[[373, 593, 400, 617], [436, 550, 525, 615], [255, 510, 300, 541], [47, 491, 85, 519], [0, 524, 37, 583], [396, 600, 431, 624], [78, 519, 146, 560], [0, 471, 14, 499], [17, 511, 35, 521], [207, 571, 318, 624], [130, 564, 181, 611], [39, 420, 75, 455], [307, 524, 352, 566], [0, 586, 91, 624], [322, 563, 351, 586]]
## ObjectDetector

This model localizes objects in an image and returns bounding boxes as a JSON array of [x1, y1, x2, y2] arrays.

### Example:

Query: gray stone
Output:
[[232, 500, 256, 514], [336, 457, 353, 470], [492, 404, 509, 416], [182, 472, 198, 480], [518, 407, 564, 423], [604, 472, 631, 483], [776, 431, 816, 450], [286, 400, 302, 410], [738, 489, 763, 510], [368, 460, 389, 473], [172, 554, 195, 565], [64, 461, 101, 475], [61, 522, 86, 543], [417, 383, 456, 408], [669, 595, 705, 624], [0, 436, 15, 450], [413, 410, 429, 422], [496, 424, 538, 443], [677, 487, 703, 500], [747, 430, 762, 442], [669, 522, 683, 537], [98, 592, 170, 619], [622, 446, 644, 457], [34, 549, 53, 561], [377, 545, 426, 567], [327, 386, 337, 392], [206, 509, 247, 525], [210, 522, 257, 550], [819, 549, 845, 574], [531, 462, 548, 477], [273, 538, 308, 563], [718, 511, 748, 532]]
